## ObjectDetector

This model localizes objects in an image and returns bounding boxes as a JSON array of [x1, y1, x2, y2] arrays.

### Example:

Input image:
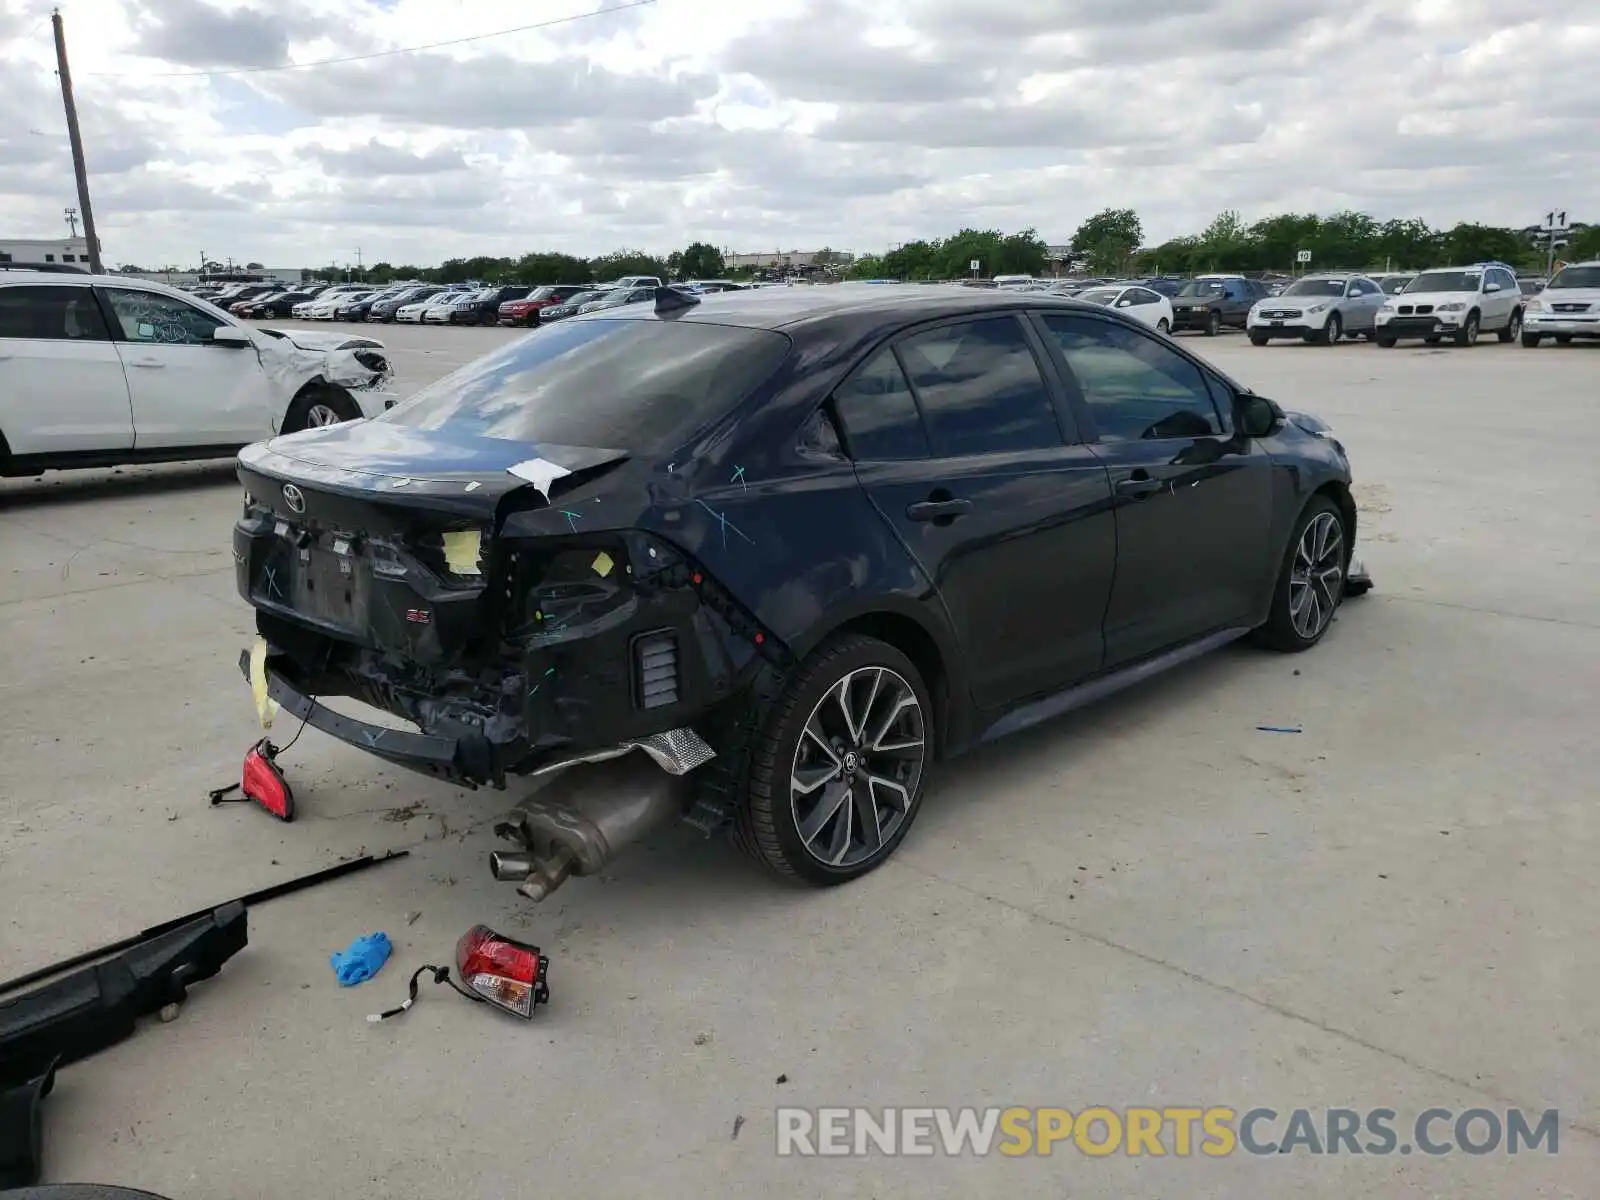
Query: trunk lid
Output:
[[234, 421, 630, 657]]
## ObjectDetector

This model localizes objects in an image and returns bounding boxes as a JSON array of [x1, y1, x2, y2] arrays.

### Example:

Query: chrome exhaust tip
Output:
[[489, 849, 534, 881]]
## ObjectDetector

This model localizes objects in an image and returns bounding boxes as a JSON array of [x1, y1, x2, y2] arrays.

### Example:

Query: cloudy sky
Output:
[[0, 0, 1592, 268]]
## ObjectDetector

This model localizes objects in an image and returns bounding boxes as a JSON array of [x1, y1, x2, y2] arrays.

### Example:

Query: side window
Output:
[[894, 317, 1061, 456], [1495, 269, 1517, 292], [0, 285, 111, 341], [104, 288, 225, 345], [1131, 288, 1159, 305], [831, 347, 930, 461], [1040, 315, 1222, 443]]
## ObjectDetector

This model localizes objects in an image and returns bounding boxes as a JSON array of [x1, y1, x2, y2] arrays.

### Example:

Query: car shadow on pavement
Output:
[[0, 462, 237, 508]]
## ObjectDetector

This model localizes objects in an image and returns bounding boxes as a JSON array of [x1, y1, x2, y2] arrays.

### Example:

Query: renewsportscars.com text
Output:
[[776, 1106, 1560, 1158]]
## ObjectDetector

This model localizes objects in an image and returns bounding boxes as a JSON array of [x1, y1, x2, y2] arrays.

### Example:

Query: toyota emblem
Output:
[[282, 484, 306, 514]]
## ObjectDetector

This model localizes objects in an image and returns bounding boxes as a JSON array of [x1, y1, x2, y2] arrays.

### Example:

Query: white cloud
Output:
[[0, 0, 1593, 267]]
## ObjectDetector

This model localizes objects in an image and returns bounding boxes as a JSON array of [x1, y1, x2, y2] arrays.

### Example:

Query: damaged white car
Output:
[[0, 268, 394, 477]]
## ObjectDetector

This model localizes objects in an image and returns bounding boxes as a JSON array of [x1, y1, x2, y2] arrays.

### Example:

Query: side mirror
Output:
[[1237, 394, 1283, 439], [1116, 298, 1132, 307], [1484, 282, 1502, 293], [210, 325, 254, 349]]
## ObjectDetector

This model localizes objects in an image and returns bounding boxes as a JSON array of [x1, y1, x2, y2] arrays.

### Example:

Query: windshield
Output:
[[1380, 276, 1413, 294], [1404, 271, 1481, 294], [1076, 289, 1120, 305], [559, 291, 605, 307], [1548, 265, 1600, 289], [1176, 280, 1226, 297], [528, 287, 559, 300], [378, 319, 791, 453], [1282, 279, 1346, 297]]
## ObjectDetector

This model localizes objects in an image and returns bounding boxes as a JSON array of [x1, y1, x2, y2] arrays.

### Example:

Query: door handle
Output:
[[906, 498, 972, 521], [128, 357, 165, 368], [1116, 476, 1164, 499]]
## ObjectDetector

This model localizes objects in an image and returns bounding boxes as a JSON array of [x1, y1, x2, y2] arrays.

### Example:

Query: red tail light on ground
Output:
[[455, 924, 550, 1018], [241, 739, 294, 820]]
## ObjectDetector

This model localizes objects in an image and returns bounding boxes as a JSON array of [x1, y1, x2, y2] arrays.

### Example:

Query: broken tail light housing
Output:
[[241, 739, 294, 821], [455, 925, 549, 1019]]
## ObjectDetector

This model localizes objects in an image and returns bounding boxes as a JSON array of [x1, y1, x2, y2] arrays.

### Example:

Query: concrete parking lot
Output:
[[2, 322, 1597, 1198]]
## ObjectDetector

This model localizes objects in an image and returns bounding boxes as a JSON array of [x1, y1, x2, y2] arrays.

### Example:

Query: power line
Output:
[[86, 0, 657, 79]]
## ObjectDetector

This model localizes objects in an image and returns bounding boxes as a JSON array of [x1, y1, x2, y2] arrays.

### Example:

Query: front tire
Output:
[[734, 635, 932, 886], [1454, 311, 1480, 346], [1522, 332, 1542, 347], [1555, 334, 1573, 345], [282, 385, 362, 433], [1320, 311, 1342, 344], [1156, 317, 1170, 334], [1204, 309, 1221, 337], [1251, 497, 1347, 653], [1249, 330, 1269, 346], [1376, 333, 1396, 348]]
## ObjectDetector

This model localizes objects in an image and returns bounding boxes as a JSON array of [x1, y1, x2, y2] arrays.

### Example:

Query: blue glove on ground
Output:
[[330, 932, 392, 986]]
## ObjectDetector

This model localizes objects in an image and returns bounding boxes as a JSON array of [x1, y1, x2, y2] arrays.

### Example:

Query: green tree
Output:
[[1132, 236, 1198, 276], [590, 249, 668, 281], [1195, 210, 1249, 271], [1249, 213, 1321, 272], [1438, 223, 1525, 267], [513, 252, 592, 285], [846, 254, 887, 279], [1566, 224, 1600, 262], [1373, 219, 1438, 271], [1070, 208, 1143, 275], [881, 239, 942, 279], [676, 241, 726, 280], [998, 228, 1049, 276]]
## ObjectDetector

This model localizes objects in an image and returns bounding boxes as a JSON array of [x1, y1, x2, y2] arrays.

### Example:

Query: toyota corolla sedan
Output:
[[232, 286, 1370, 899]]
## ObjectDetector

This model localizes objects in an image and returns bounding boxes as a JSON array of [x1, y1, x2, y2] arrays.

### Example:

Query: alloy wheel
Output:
[[789, 666, 926, 868], [306, 403, 344, 427], [1288, 512, 1343, 639]]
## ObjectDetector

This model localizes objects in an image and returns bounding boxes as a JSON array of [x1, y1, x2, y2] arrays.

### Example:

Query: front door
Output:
[[100, 286, 277, 449], [831, 317, 1117, 709], [1034, 312, 1277, 666], [0, 283, 133, 455]]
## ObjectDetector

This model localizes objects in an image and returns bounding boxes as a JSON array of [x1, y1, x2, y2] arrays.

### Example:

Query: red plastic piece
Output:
[[455, 924, 549, 1018], [242, 739, 294, 821]]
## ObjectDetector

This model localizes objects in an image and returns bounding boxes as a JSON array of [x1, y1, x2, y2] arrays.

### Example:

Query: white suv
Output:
[[0, 269, 394, 477], [1373, 262, 1523, 347], [1521, 261, 1600, 346]]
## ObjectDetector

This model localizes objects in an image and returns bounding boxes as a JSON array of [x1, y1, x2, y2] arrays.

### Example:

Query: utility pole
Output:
[[52, 9, 102, 274], [64, 207, 79, 239]]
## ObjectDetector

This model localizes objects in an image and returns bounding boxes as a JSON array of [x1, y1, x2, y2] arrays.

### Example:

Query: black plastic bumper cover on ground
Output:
[[0, 904, 247, 1187]]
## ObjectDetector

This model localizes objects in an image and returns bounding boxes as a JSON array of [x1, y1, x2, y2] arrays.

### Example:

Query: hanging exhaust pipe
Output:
[[491, 751, 693, 902]]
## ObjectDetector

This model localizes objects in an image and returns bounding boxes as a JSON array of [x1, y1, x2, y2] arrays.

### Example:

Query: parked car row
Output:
[[1239, 260, 1599, 348]]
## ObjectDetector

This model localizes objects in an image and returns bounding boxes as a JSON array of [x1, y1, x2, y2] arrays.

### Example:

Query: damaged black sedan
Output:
[[234, 286, 1370, 897]]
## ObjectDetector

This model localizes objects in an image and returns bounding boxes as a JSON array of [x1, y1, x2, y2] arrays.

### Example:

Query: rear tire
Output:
[[1156, 317, 1170, 334], [1251, 496, 1347, 653], [282, 385, 362, 434], [733, 634, 933, 886], [1499, 309, 1521, 343]]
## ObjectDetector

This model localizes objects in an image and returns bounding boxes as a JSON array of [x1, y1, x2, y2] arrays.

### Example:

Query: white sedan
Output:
[[422, 291, 470, 324], [305, 291, 367, 320], [0, 270, 395, 476], [1069, 284, 1175, 333], [395, 293, 447, 323]]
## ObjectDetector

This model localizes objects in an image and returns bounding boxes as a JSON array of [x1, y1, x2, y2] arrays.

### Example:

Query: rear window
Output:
[[379, 318, 791, 452]]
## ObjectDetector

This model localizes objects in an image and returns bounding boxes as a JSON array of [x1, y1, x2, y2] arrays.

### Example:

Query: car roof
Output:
[[571, 284, 1128, 338]]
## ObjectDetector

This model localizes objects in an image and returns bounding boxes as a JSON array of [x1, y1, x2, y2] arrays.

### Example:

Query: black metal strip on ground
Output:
[[0, 850, 410, 999]]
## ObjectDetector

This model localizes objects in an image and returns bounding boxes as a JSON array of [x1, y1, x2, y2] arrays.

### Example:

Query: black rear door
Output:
[[835, 315, 1116, 710], [1033, 312, 1276, 666]]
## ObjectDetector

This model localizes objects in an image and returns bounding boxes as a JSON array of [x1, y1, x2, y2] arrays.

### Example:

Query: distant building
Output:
[[725, 250, 855, 269], [0, 236, 94, 266]]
